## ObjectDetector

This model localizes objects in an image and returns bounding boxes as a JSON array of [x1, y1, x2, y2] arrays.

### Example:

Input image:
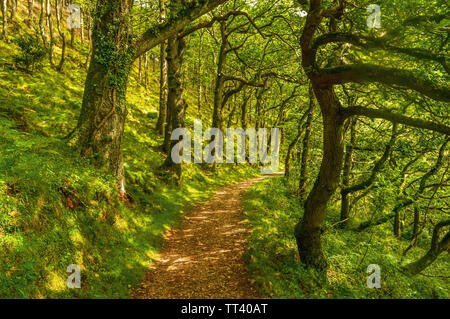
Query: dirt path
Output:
[[134, 175, 275, 299]]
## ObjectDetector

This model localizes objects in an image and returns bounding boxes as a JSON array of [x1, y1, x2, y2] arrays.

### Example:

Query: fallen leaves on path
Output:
[[134, 176, 271, 299]]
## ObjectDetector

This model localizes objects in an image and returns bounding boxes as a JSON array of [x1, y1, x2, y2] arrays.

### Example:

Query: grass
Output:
[[242, 177, 450, 299], [0, 27, 258, 298]]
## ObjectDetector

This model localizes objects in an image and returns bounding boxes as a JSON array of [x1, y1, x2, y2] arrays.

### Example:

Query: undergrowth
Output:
[[243, 177, 449, 299], [0, 27, 257, 298]]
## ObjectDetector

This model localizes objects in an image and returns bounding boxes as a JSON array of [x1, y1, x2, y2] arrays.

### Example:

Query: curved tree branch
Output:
[[133, 0, 229, 59], [317, 64, 450, 102], [340, 106, 450, 135], [312, 33, 449, 74]]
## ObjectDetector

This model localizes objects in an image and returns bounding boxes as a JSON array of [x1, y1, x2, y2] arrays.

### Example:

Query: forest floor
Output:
[[134, 174, 279, 299]]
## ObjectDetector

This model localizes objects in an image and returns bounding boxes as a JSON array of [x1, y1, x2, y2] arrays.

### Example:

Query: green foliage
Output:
[[0, 22, 257, 298], [12, 34, 47, 73], [243, 177, 450, 299]]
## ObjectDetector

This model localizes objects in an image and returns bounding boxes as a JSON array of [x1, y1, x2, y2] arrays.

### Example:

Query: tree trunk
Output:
[[9, 0, 16, 21], [80, 8, 84, 42], [68, 0, 134, 195], [1, 0, 7, 40], [27, 0, 34, 27], [38, 0, 46, 45], [298, 85, 315, 201], [394, 209, 402, 238], [156, 0, 168, 135], [339, 118, 356, 224], [144, 52, 149, 89], [285, 118, 303, 179], [70, 28, 75, 47], [46, 0, 54, 65], [241, 89, 249, 130], [295, 85, 345, 273], [55, 0, 66, 72], [162, 36, 187, 182], [157, 40, 168, 135], [196, 31, 204, 112], [212, 21, 228, 131]]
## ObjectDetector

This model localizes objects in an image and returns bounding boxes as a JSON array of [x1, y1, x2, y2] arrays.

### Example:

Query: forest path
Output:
[[134, 173, 280, 299]]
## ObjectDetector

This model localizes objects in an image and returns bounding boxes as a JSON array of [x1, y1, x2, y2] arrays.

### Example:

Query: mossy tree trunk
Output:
[[163, 36, 187, 182], [295, 85, 345, 273], [69, 0, 134, 195], [70, 0, 229, 193]]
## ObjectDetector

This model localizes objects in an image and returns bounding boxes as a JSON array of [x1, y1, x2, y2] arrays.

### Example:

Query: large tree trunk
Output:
[[162, 36, 187, 182], [212, 21, 228, 131], [294, 85, 345, 273], [69, 0, 228, 193], [68, 0, 134, 195]]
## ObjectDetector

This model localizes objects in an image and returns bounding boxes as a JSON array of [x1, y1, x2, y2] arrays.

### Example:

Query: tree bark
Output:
[[46, 0, 54, 65], [55, 0, 66, 72], [70, 0, 229, 193], [1, 0, 7, 40], [156, 0, 168, 135], [295, 86, 345, 272], [157, 41, 168, 135], [284, 121, 302, 180], [27, 0, 34, 27], [68, 0, 134, 195], [339, 118, 356, 225], [9, 0, 16, 21], [212, 21, 228, 131], [298, 85, 315, 201], [162, 36, 187, 182], [38, 0, 46, 45]]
